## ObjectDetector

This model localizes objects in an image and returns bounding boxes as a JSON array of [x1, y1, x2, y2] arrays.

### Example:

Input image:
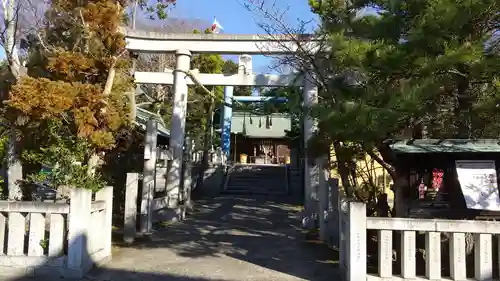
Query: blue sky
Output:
[[169, 0, 318, 72], [0, 0, 318, 71]]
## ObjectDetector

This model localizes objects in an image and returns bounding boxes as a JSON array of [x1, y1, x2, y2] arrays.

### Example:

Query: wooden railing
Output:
[[0, 187, 113, 279]]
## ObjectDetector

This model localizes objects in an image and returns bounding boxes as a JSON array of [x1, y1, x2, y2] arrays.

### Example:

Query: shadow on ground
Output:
[[9, 193, 339, 281], [11, 270, 234, 281], [108, 194, 339, 281]]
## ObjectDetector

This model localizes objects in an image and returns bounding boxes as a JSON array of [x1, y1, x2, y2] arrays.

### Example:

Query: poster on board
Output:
[[455, 160, 500, 211]]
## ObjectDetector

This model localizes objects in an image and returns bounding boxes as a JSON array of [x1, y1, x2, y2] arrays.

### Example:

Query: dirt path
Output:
[[84, 194, 340, 281]]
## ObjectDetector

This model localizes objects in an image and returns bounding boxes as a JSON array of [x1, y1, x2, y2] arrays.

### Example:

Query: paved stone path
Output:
[[81, 194, 338, 281], [85, 194, 340, 281], [83, 194, 339, 281], [7, 194, 338, 281]]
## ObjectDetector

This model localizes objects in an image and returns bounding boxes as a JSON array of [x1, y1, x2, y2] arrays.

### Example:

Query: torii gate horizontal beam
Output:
[[134, 71, 302, 87], [233, 96, 288, 103], [124, 29, 323, 54]]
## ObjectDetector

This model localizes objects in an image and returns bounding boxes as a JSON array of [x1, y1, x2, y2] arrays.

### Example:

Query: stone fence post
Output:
[[67, 188, 92, 278], [66, 186, 113, 278], [338, 199, 367, 281], [141, 119, 157, 234], [327, 178, 339, 248], [124, 173, 139, 244], [95, 186, 113, 258]]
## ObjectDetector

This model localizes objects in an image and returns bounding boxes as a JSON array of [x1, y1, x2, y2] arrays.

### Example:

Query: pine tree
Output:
[[310, 0, 500, 141], [305, 0, 500, 198]]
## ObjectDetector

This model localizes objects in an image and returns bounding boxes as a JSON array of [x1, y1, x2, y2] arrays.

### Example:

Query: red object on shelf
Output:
[[432, 168, 444, 191]]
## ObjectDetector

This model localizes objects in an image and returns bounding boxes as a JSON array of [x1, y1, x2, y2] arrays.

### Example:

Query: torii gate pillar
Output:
[[166, 49, 192, 203], [221, 86, 234, 158]]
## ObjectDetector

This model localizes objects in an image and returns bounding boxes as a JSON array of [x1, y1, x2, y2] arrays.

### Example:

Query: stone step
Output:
[[226, 186, 282, 191], [226, 187, 285, 192], [228, 182, 284, 186], [226, 183, 284, 188], [226, 184, 286, 190], [230, 176, 284, 180], [229, 176, 284, 181], [231, 173, 285, 176], [227, 185, 280, 188], [226, 185, 284, 190], [228, 176, 285, 182], [230, 172, 285, 177], [225, 165, 288, 195], [223, 190, 286, 195]]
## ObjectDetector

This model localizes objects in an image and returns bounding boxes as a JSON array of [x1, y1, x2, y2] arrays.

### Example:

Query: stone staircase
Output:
[[223, 164, 288, 195]]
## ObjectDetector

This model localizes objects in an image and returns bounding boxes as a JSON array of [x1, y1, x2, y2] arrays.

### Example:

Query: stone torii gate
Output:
[[124, 30, 323, 220]]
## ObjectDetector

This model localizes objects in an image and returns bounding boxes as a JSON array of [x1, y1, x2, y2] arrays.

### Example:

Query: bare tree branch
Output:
[[237, 0, 333, 93], [132, 18, 212, 113], [0, 0, 48, 200]]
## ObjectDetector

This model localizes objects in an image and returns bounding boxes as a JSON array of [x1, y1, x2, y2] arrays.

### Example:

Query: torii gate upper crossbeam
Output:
[[124, 29, 323, 55]]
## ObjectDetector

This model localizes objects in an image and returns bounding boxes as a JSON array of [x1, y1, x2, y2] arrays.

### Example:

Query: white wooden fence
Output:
[[0, 187, 113, 279], [339, 199, 500, 281]]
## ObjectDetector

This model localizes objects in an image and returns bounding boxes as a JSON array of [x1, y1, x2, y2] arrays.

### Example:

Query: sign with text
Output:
[[456, 160, 500, 211]]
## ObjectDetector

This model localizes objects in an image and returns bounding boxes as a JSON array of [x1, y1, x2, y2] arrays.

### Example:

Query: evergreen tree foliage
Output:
[[304, 0, 500, 195], [309, 0, 500, 145], [2, 0, 175, 190]]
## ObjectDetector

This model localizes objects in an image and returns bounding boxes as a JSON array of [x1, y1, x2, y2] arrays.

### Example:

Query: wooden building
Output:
[[229, 112, 292, 164], [388, 139, 500, 220]]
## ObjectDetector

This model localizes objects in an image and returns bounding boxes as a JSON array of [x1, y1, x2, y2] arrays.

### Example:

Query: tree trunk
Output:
[[369, 144, 396, 180], [454, 66, 472, 138], [333, 141, 354, 197], [128, 59, 137, 122], [103, 59, 117, 96], [129, 0, 138, 123], [86, 152, 100, 176], [6, 130, 22, 200], [101, 2, 123, 98], [2, 0, 22, 80], [86, 60, 116, 176], [2, 0, 24, 200]]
